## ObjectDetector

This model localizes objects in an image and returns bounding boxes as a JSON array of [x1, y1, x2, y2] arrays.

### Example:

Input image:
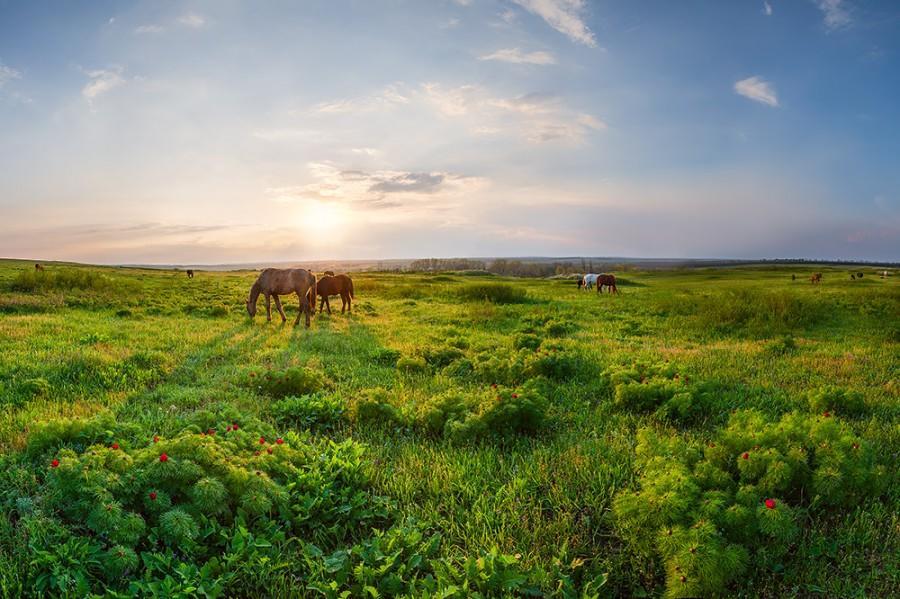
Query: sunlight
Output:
[[300, 200, 348, 239]]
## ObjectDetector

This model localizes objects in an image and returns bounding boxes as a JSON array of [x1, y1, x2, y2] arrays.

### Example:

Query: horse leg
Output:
[[346, 292, 351, 313], [273, 295, 287, 322], [293, 292, 304, 326], [303, 292, 311, 327], [265, 294, 272, 322], [341, 293, 347, 313], [325, 296, 332, 315]]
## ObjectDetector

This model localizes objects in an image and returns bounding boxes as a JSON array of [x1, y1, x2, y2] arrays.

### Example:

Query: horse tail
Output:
[[348, 277, 354, 299]]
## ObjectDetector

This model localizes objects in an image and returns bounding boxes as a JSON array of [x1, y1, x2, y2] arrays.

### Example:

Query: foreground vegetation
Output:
[[0, 259, 897, 597]]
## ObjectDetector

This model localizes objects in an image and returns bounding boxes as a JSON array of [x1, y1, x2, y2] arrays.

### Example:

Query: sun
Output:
[[301, 200, 347, 236]]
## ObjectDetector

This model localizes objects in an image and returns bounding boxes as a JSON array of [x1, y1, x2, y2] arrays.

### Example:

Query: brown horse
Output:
[[810, 273, 822, 284], [186, 269, 194, 279], [247, 268, 317, 327], [596, 273, 618, 294], [34, 263, 44, 271], [317, 274, 354, 314]]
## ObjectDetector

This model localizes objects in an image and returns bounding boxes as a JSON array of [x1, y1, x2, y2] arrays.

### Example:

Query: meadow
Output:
[[0, 259, 897, 598]]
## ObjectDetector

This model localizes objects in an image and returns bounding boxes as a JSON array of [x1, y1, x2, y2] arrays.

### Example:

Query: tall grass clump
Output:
[[457, 283, 527, 304], [10, 269, 114, 293]]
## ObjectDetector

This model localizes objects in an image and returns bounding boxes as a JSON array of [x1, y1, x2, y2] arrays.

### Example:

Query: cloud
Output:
[[177, 13, 206, 28], [266, 162, 487, 213], [814, 0, 851, 30], [511, 0, 597, 47], [440, 18, 460, 29], [478, 47, 556, 65], [734, 76, 778, 107], [0, 62, 21, 88], [306, 84, 409, 115], [82, 67, 125, 104], [134, 24, 164, 34], [763, 2, 773, 16]]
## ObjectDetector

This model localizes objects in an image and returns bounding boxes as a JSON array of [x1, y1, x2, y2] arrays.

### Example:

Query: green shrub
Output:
[[10, 413, 392, 595], [806, 386, 866, 417], [513, 333, 542, 350], [271, 394, 346, 432], [765, 335, 797, 356], [371, 347, 401, 367], [457, 283, 527, 304], [614, 411, 887, 597], [351, 388, 407, 428], [421, 346, 464, 368], [417, 392, 476, 437], [396, 355, 428, 374], [249, 366, 325, 399], [21, 377, 52, 399], [543, 319, 577, 337], [11, 268, 115, 293]]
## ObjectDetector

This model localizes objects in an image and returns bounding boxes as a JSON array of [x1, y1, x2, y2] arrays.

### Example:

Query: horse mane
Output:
[[248, 279, 262, 305]]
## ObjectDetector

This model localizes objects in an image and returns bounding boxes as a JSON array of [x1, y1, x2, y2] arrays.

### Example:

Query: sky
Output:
[[0, 0, 898, 264]]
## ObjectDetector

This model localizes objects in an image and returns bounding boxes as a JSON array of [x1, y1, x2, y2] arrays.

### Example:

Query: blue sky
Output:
[[0, 0, 898, 263]]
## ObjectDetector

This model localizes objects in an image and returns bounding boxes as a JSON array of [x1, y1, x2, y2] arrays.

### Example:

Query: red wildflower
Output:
[[742, 452, 749, 460], [267, 448, 273, 454], [207, 429, 215, 435], [276, 438, 284, 445], [491, 383, 497, 389], [232, 424, 239, 431], [259, 437, 266, 444], [765, 498, 776, 510], [226, 425, 232, 432], [50, 459, 59, 468], [823, 411, 831, 417], [159, 453, 168, 462], [111, 442, 119, 450], [153, 435, 160, 443], [254, 451, 260, 456], [149, 491, 157, 501], [512, 393, 519, 399]]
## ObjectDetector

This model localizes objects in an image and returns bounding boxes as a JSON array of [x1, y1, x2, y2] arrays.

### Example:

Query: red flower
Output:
[[254, 451, 260, 456], [491, 384, 497, 389], [149, 491, 157, 501], [267, 448, 273, 454], [823, 411, 831, 417], [50, 459, 59, 468], [159, 453, 168, 462], [259, 437, 266, 444], [226, 425, 232, 432], [765, 498, 776, 509], [276, 438, 284, 445], [742, 452, 749, 460], [111, 442, 119, 450], [512, 393, 519, 399], [232, 424, 239, 431], [207, 429, 215, 435], [153, 435, 160, 443]]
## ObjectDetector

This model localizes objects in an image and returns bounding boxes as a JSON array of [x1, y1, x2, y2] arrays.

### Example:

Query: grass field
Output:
[[0, 259, 897, 598]]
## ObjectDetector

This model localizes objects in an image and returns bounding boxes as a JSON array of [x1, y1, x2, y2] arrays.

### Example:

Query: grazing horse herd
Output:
[[578, 273, 618, 294], [245, 268, 354, 327]]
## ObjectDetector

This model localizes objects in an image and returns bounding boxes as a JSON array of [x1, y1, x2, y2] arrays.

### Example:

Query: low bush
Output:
[[457, 283, 528, 304], [271, 394, 346, 432], [806, 386, 866, 417], [420, 346, 465, 368], [350, 388, 407, 428], [371, 347, 401, 367], [601, 361, 708, 422], [21, 377, 52, 399], [764, 335, 797, 356], [396, 355, 428, 374], [10, 269, 116, 293], [513, 333, 542, 351], [614, 410, 887, 597], [5, 414, 392, 596], [248, 366, 325, 399]]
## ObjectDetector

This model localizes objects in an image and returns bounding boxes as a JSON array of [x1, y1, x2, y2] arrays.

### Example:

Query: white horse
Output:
[[580, 273, 600, 291]]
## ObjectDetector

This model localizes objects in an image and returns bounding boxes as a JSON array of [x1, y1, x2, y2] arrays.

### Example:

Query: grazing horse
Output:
[[596, 273, 619, 294], [317, 274, 354, 314], [34, 263, 44, 271], [246, 268, 317, 327], [186, 269, 194, 279], [580, 273, 600, 291], [810, 273, 822, 284], [324, 270, 335, 277]]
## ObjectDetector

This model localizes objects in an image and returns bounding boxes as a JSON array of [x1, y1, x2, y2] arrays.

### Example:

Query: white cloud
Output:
[[734, 76, 778, 107], [82, 67, 125, 104], [135, 24, 164, 34], [177, 13, 206, 28], [814, 0, 851, 30], [440, 17, 461, 29], [0, 62, 21, 87], [763, 2, 773, 16], [351, 147, 379, 156], [511, 0, 597, 47], [479, 47, 556, 65], [306, 84, 409, 115]]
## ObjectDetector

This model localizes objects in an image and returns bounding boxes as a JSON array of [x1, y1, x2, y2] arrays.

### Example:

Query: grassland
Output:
[[0, 259, 897, 597]]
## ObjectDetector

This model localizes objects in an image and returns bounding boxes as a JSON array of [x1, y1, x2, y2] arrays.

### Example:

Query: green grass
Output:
[[0, 259, 897, 597]]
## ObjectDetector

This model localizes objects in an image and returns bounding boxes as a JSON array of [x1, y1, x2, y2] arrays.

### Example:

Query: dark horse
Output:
[[247, 268, 317, 327], [596, 274, 618, 294], [810, 273, 822, 284], [34, 263, 44, 271], [186, 269, 194, 279], [316, 274, 354, 314]]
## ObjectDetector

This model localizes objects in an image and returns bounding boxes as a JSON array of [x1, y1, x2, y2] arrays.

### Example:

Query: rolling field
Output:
[[0, 259, 897, 597]]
